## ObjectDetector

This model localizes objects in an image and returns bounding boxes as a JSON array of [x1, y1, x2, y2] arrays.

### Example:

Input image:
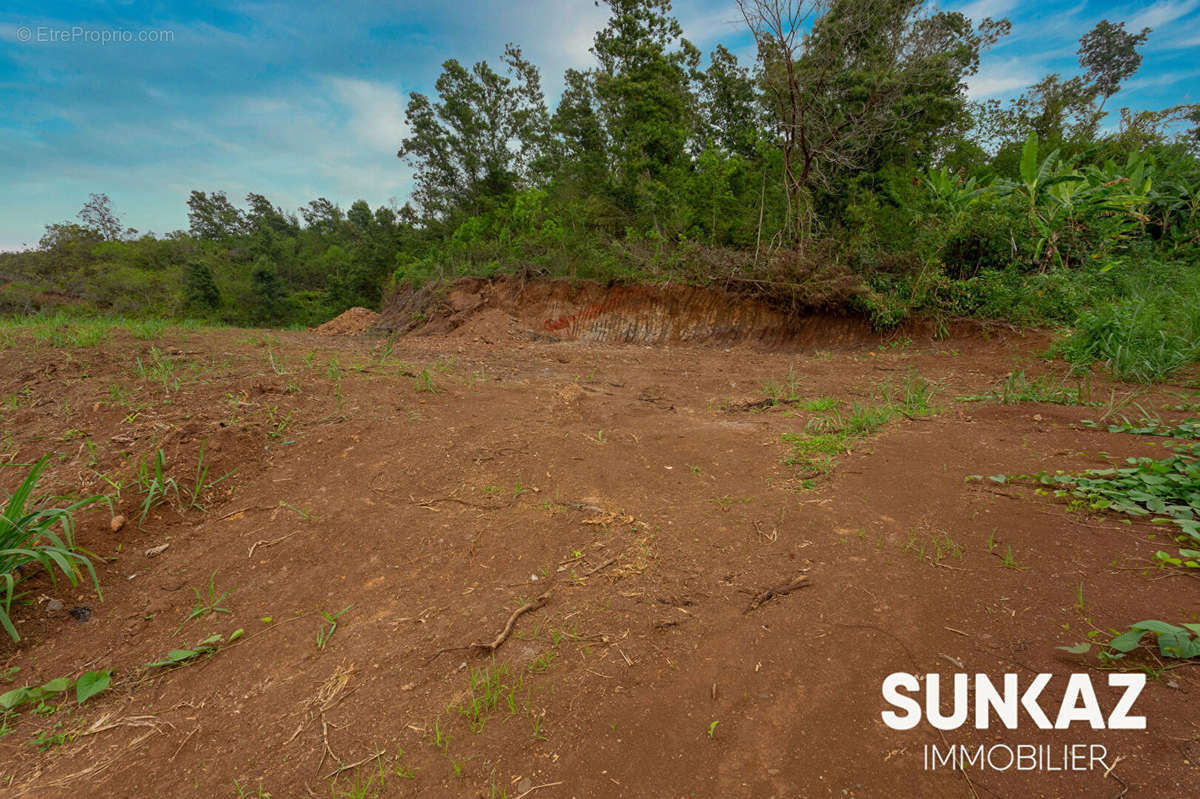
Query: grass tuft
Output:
[[0, 457, 102, 641]]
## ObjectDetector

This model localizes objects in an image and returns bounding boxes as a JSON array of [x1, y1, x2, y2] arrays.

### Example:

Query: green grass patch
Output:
[[781, 371, 938, 475], [1053, 269, 1200, 383], [958, 370, 1097, 406]]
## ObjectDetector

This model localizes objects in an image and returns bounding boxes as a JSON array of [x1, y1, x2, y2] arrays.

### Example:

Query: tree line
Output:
[[1, 0, 1197, 334]]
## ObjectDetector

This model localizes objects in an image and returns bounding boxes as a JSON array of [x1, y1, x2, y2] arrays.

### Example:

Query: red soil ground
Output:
[[1, 295, 1198, 798]]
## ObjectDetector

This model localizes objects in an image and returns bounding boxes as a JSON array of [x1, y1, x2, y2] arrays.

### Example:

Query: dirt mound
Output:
[[376, 275, 983, 349], [312, 306, 380, 335]]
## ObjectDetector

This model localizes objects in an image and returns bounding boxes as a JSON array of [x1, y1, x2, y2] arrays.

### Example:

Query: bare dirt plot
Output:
[[0, 317, 1197, 798]]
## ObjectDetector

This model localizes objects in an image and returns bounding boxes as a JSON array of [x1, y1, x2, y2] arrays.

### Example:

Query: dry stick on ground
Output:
[[317, 715, 339, 776], [248, 531, 298, 558], [1104, 755, 1129, 799], [169, 726, 200, 762], [215, 504, 273, 521], [744, 574, 810, 613], [734, 397, 806, 411], [425, 589, 552, 663], [554, 499, 605, 513], [515, 781, 565, 799], [474, 589, 552, 651], [322, 749, 384, 781], [582, 556, 618, 577]]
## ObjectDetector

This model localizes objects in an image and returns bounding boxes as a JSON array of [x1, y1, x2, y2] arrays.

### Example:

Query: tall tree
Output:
[[399, 44, 549, 218], [590, 0, 700, 229], [737, 0, 1007, 242], [186, 191, 246, 240], [550, 68, 609, 190], [245, 193, 299, 238], [300, 198, 344, 235], [981, 20, 1151, 148], [697, 44, 761, 159], [183, 259, 221, 311], [250, 257, 287, 323], [1078, 20, 1151, 113], [78, 193, 135, 241]]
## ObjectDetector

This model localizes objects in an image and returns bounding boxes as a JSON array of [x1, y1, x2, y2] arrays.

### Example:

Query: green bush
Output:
[[940, 204, 1021, 279]]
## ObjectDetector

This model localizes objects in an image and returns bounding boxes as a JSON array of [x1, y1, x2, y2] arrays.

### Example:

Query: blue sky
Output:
[[1, 0, 1197, 251]]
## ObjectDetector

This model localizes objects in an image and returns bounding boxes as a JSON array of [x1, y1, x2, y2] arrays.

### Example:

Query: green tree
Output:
[[186, 191, 247, 240], [1078, 20, 1150, 113], [78, 193, 136, 241], [399, 45, 549, 218], [246, 193, 299, 238], [687, 141, 739, 243], [590, 0, 700, 231], [346, 200, 374, 237], [183, 259, 221, 311], [738, 0, 1006, 242], [300, 198, 345, 236], [697, 44, 760, 159], [250, 257, 287, 323], [981, 20, 1151, 149], [550, 68, 610, 191]]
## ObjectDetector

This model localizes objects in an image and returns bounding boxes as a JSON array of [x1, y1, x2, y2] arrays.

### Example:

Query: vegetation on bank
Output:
[[1, 0, 1197, 380]]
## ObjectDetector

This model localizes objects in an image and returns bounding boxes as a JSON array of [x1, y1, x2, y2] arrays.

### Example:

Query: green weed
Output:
[[414, 369, 440, 393], [760, 365, 802, 405], [0, 670, 110, 714], [1061, 619, 1200, 663], [175, 571, 234, 634], [317, 605, 353, 649], [125, 318, 168, 340], [134, 347, 181, 392], [958, 370, 1095, 406], [980, 436, 1200, 569], [780, 371, 938, 475], [134, 448, 179, 525], [1058, 296, 1200, 383], [458, 661, 521, 733], [146, 629, 243, 669], [0, 457, 102, 641]]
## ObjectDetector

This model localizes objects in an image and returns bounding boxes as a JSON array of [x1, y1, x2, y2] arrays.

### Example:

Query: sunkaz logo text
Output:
[[880, 672, 1146, 773], [882, 673, 1146, 730]]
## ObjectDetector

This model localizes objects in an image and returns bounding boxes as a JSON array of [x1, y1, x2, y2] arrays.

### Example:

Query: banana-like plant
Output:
[[997, 133, 1153, 269], [1140, 150, 1200, 248], [994, 134, 1084, 269], [999, 132, 1086, 213], [921, 166, 988, 215]]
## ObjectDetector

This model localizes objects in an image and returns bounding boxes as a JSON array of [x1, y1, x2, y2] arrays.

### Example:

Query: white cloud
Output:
[[470, 0, 609, 96], [679, 5, 744, 45], [1128, 0, 1200, 31], [956, 0, 1019, 22], [967, 57, 1041, 98], [326, 77, 410, 155], [1123, 66, 1200, 92]]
